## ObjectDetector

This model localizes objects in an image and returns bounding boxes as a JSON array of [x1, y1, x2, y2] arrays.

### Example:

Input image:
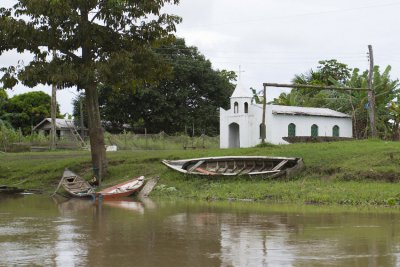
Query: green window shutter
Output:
[[288, 123, 296, 137], [311, 124, 318, 137], [333, 125, 339, 137]]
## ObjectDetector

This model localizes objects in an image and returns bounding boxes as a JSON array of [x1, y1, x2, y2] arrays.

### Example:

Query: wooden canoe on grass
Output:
[[162, 156, 304, 178], [96, 176, 145, 200], [0, 185, 24, 195], [60, 169, 95, 198]]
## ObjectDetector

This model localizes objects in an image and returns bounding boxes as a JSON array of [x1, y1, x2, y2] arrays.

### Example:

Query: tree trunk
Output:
[[50, 50, 57, 150], [85, 84, 107, 184], [50, 82, 57, 149]]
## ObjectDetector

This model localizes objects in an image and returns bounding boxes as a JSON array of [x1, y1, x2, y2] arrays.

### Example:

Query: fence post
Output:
[[145, 128, 148, 150], [124, 130, 127, 149]]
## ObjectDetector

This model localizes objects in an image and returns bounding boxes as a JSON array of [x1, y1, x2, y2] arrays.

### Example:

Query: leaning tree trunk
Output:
[[85, 83, 107, 184]]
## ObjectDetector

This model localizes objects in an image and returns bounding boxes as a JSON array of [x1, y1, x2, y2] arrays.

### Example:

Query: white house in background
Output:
[[33, 118, 87, 140], [219, 82, 353, 148]]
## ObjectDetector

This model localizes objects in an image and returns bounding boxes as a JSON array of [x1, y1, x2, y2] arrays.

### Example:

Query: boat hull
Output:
[[97, 176, 145, 200], [162, 156, 304, 177], [60, 169, 95, 198]]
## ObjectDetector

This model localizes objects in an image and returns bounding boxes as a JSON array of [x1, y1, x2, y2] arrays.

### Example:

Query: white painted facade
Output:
[[220, 83, 353, 148]]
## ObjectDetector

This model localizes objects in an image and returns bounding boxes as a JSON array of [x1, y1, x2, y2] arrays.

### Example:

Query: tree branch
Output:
[[90, 10, 102, 23], [58, 48, 82, 62], [90, 0, 107, 23]]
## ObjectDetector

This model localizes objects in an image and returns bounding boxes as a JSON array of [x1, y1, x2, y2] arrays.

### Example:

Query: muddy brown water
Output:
[[1, 195, 400, 266]]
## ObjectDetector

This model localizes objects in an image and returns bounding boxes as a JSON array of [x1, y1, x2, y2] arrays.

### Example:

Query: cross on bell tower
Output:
[[238, 65, 245, 80]]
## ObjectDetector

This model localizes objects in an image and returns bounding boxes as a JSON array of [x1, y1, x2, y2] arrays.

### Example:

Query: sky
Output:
[[2, 0, 400, 115]]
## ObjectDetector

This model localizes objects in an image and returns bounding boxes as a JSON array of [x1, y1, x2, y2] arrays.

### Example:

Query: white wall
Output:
[[220, 103, 352, 148], [220, 103, 263, 148], [267, 113, 352, 144]]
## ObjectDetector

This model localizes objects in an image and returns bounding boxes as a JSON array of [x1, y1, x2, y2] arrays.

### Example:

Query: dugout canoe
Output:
[[59, 169, 95, 198], [162, 156, 304, 177], [96, 176, 145, 200], [0, 185, 24, 195]]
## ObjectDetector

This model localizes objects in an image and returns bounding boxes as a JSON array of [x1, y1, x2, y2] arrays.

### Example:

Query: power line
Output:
[[181, 1, 400, 28]]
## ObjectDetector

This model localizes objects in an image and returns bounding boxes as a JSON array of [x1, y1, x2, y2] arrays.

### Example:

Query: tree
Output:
[[2, 91, 60, 134], [272, 60, 400, 139], [75, 38, 236, 135], [0, 89, 7, 117], [280, 59, 353, 107], [0, 1, 181, 181]]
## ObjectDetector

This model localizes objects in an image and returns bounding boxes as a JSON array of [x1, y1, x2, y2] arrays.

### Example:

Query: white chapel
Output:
[[219, 82, 353, 148]]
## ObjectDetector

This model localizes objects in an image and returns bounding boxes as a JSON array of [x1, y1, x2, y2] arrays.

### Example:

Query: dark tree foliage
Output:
[[0, 89, 7, 117], [2, 91, 61, 134], [75, 39, 236, 135], [0, 0, 181, 178], [71, 92, 87, 129]]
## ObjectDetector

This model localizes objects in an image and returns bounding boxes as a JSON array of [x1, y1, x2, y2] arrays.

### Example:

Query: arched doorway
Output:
[[229, 123, 240, 148]]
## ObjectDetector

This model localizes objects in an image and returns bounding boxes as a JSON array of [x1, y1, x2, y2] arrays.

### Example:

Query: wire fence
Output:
[[0, 126, 219, 152], [105, 132, 219, 150]]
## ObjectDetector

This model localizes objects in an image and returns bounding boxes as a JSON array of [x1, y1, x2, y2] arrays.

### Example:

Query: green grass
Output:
[[1, 139, 400, 206], [104, 132, 219, 150]]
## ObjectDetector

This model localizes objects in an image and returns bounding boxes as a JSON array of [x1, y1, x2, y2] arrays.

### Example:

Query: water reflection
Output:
[[103, 200, 145, 214], [1, 196, 400, 266], [54, 219, 87, 267], [220, 215, 294, 267]]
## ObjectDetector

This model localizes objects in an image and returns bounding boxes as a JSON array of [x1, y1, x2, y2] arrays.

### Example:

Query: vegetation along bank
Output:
[[1, 139, 400, 206]]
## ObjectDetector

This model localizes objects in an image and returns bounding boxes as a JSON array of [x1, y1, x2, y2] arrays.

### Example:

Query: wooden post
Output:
[[145, 128, 147, 149], [263, 83, 368, 91], [50, 49, 57, 150], [192, 123, 195, 148], [367, 45, 377, 138], [79, 99, 84, 139], [260, 84, 267, 143], [124, 130, 127, 149]]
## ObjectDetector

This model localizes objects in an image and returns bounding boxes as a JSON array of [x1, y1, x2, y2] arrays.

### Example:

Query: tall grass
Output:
[[104, 132, 219, 150], [2, 139, 400, 206]]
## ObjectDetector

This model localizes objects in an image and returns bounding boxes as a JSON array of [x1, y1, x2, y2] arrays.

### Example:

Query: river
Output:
[[0, 195, 399, 266]]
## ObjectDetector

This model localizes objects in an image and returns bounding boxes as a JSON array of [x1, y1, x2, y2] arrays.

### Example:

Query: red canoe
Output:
[[97, 176, 145, 200]]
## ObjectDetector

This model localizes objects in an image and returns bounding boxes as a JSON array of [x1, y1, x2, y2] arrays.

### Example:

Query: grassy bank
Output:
[[1, 139, 400, 206]]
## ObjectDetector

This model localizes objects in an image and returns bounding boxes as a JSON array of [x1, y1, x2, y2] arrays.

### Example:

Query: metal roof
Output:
[[270, 105, 351, 118], [33, 118, 76, 131]]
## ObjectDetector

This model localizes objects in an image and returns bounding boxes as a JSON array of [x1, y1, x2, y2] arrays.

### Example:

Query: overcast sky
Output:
[[2, 0, 400, 115]]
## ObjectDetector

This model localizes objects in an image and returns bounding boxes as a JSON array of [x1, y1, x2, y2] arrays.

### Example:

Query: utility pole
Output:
[[367, 45, 377, 138], [50, 49, 57, 150]]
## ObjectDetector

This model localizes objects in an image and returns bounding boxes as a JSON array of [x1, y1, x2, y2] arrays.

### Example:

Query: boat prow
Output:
[[97, 176, 145, 200], [59, 169, 95, 198]]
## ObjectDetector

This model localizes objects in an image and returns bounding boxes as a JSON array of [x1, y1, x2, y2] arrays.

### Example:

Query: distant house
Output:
[[220, 82, 353, 148], [33, 118, 87, 140]]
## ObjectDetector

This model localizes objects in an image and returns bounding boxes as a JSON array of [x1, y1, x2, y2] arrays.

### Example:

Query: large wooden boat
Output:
[[162, 156, 304, 177], [59, 169, 95, 198], [96, 176, 145, 200]]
